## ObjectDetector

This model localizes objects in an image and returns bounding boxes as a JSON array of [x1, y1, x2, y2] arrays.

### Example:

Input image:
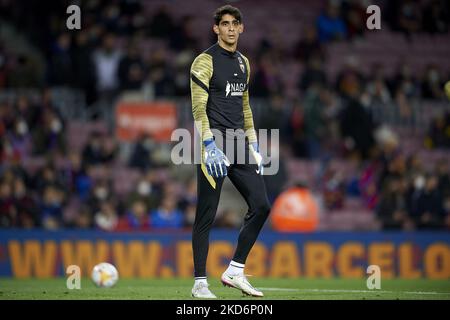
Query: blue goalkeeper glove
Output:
[[204, 139, 230, 178], [249, 142, 263, 175]]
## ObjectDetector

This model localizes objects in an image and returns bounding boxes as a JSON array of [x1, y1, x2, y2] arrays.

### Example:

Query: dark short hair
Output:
[[213, 5, 243, 25]]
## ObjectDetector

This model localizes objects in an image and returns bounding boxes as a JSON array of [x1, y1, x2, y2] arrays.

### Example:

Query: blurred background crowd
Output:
[[0, 0, 449, 231]]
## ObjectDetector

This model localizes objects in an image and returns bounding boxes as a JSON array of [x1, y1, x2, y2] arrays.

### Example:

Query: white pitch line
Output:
[[258, 288, 301, 292], [404, 291, 450, 295], [258, 288, 450, 295]]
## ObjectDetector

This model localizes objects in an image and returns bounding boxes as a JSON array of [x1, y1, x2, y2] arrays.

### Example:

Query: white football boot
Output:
[[221, 273, 264, 297], [191, 282, 217, 299]]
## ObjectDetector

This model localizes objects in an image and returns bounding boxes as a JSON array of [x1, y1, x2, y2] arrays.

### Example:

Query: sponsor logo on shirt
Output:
[[226, 81, 246, 97]]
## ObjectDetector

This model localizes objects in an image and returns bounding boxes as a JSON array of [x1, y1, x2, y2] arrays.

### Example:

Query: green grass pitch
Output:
[[0, 278, 449, 300]]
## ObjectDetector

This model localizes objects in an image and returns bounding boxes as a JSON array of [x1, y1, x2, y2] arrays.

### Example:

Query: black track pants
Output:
[[192, 161, 271, 278]]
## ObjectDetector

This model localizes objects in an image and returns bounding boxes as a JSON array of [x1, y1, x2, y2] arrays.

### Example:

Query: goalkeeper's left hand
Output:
[[249, 142, 264, 175]]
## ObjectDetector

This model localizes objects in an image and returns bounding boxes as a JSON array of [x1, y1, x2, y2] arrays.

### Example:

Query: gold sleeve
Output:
[[242, 55, 257, 143], [190, 53, 213, 142]]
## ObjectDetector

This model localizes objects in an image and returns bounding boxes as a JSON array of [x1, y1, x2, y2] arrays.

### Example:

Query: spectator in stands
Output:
[[391, 62, 419, 98], [150, 195, 184, 228], [184, 203, 196, 228], [72, 31, 97, 105], [73, 205, 94, 229], [436, 160, 450, 198], [148, 47, 175, 97], [49, 33, 73, 86], [396, 0, 422, 36], [178, 177, 197, 212], [7, 55, 41, 88], [445, 208, 450, 229], [87, 179, 113, 215], [0, 44, 6, 88], [66, 152, 93, 201], [410, 174, 446, 229], [116, 199, 150, 231], [376, 178, 412, 230], [359, 160, 380, 210], [118, 43, 146, 91], [100, 3, 122, 34], [126, 177, 160, 213], [391, 63, 420, 126], [339, 72, 375, 159], [405, 154, 424, 182], [94, 200, 119, 231], [341, 0, 366, 39], [378, 152, 407, 191], [9, 116, 31, 160], [33, 163, 65, 195], [299, 56, 327, 91], [170, 15, 199, 52], [361, 178, 379, 211], [173, 50, 196, 96], [302, 84, 328, 158], [3, 164, 29, 187], [322, 166, 346, 210], [425, 112, 450, 149], [336, 56, 365, 97], [259, 94, 289, 134], [16, 95, 39, 134], [316, 0, 347, 43], [148, 5, 175, 38], [0, 100, 14, 132], [40, 184, 65, 229], [362, 64, 392, 106], [128, 134, 155, 171], [82, 131, 116, 167], [421, 64, 445, 100], [13, 177, 38, 228], [32, 107, 66, 155], [294, 26, 324, 63], [251, 53, 283, 97], [0, 179, 15, 227], [92, 33, 122, 99], [422, 0, 449, 34], [117, 0, 144, 34], [289, 99, 308, 158]]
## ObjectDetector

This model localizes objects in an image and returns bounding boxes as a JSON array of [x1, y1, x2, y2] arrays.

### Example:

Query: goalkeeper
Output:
[[190, 5, 271, 298]]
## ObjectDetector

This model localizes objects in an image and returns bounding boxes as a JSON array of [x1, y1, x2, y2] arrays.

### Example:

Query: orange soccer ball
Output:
[[270, 187, 319, 232]]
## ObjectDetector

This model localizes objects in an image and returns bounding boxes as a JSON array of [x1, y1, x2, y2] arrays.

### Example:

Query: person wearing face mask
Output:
[[126, 178, 159, 213], [87, 180, 112, 215]]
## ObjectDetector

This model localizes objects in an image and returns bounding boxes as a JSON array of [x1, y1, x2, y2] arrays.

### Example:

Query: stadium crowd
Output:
[[0, 0, 449, 230]]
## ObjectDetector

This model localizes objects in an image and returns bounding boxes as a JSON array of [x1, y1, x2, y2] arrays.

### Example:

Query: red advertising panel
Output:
[[116, 102, 177, 141]]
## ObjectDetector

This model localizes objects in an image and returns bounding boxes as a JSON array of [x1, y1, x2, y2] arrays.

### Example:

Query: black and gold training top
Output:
[[190, 42, 257, 144]]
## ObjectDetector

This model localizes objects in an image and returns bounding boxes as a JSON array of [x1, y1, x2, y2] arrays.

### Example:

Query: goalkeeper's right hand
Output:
[[204, 139, 230, 178]]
